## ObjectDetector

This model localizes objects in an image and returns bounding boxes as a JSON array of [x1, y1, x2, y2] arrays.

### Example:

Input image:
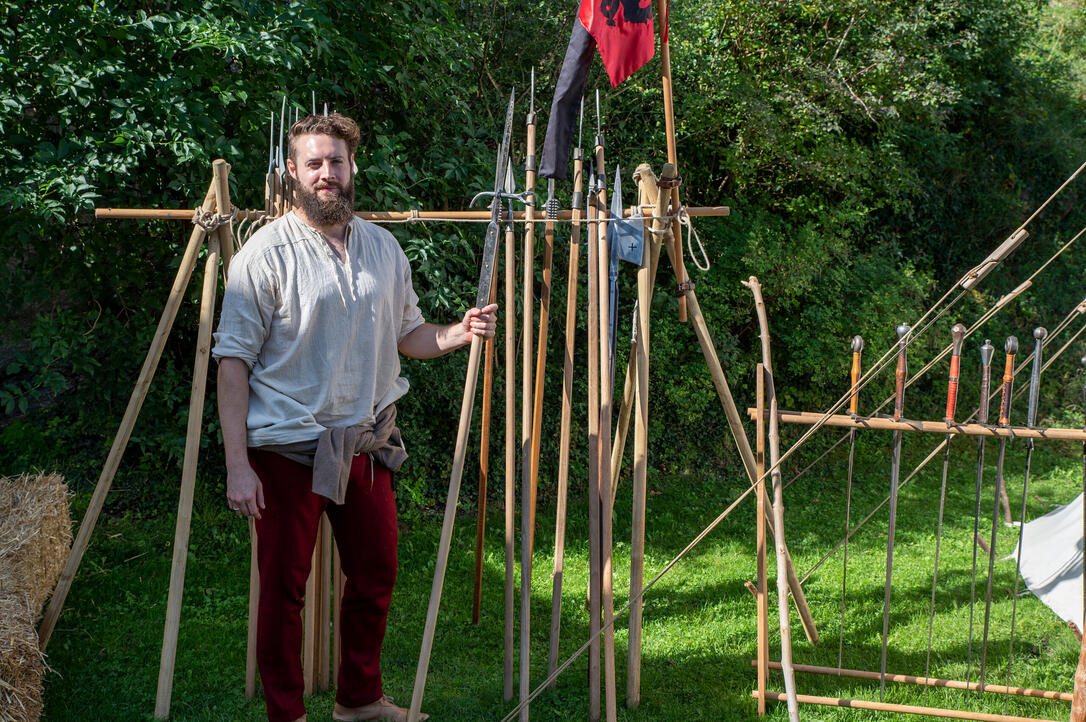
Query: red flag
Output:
[[578, 0, 655, 87]]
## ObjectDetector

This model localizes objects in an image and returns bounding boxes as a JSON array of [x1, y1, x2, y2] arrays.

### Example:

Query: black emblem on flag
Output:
[[601, 0, 652, 26]]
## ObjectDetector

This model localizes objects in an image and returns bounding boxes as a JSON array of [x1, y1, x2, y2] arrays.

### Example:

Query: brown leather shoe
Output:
[[332, 695, 428, 721]]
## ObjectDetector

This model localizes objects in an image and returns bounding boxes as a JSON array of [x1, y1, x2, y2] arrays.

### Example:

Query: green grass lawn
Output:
[[40, 430, 1084, 720]]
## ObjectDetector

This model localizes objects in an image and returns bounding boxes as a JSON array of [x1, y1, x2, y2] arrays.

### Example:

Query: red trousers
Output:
[[249, 449, 398, 722]]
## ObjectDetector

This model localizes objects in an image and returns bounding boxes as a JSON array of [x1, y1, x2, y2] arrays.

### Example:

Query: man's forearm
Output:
[[217, 357, 252, 470], [397, 322, 469, 360]]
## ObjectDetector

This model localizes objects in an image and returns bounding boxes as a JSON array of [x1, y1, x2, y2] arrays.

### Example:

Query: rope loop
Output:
[[192, 205, 238, 232], [679, 207, 711, 272]]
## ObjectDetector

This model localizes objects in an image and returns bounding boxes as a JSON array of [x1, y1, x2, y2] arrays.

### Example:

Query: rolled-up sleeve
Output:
[[397, 258, 425, 342], [212, 250, 276, 368]]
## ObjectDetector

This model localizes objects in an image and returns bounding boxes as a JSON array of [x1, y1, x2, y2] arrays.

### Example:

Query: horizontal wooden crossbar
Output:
[[94, 205, 730, 222], [755, 691, 1062, 722], [753, 660, 1072, 701], [746, 408, 1086, 441]]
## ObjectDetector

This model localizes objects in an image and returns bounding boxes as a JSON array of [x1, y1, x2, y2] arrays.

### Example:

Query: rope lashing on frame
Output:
[[679, 208, 711, 271], [191, 205, 239, 232]]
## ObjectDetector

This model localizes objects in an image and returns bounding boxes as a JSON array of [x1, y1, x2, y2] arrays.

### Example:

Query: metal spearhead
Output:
[[278, 95, 287, 175], [527, 68, 536, 125], [472, 89, 517, 310], [267, 111, 275, 174]]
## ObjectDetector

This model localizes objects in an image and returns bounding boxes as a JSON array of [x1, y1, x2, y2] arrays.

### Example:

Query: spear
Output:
[[922, 322, 966, 701], [978, 334, 1019, 692], [966, 338, 995, 683], [1005, 326, 1047, 695], [879, 322, 910, 698], [837, 334, 863, 672], [407, 89, 515, 722]]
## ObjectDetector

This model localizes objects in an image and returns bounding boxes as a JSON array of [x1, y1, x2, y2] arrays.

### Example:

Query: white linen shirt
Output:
[[212, 211, 424, 447]]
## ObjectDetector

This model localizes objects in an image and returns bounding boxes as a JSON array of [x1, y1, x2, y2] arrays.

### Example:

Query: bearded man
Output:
[[212, 113, 496, 722]]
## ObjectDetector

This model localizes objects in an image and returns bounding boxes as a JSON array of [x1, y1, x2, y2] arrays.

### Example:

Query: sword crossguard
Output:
[[469, 189, 533, 209]]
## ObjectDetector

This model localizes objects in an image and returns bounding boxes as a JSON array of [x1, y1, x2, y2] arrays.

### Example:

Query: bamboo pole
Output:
[[746, 409, 1086, 441], [746, 276, 800, 722], [625, 178, 651, 709], [756, 691, 1061, 722], [755, 365, 768, 716], [153, 173, 224, 718], [407, 334, 486, 722], [94, 205, 730, 222], [245, 518, 259, 698], [759, 661, 1073, 700], [503, 203, 517, 702], [547, 148, 584, 686], [39, 176, 219, 650]]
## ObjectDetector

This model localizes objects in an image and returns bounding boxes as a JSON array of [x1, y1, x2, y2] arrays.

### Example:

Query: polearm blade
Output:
[[1006, 326, 1047, 694], [979, 335, 1019, 691], [966, 338, 995, 683], [838, 334, 863, 672], [923, 322, 966, 702], [879, 322, 910, 699], [407, 88, 515, 722]]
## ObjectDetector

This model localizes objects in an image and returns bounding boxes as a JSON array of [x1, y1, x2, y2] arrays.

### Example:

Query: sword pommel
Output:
[[980, 339, 995, 368], [849, 335, 863, 416], [950, 324, 966, 355], [978, 339, 995, 424], [1033, 326, 1048, 342], [1005, 336, 1018, 355]]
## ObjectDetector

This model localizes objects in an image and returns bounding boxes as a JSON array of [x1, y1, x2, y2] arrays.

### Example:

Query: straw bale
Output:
[[0, 592, 43, 722], [0, 473, 71, 617]]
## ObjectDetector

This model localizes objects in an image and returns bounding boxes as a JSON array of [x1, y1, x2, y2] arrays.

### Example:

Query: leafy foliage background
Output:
[[2, 0, 1085, 511]]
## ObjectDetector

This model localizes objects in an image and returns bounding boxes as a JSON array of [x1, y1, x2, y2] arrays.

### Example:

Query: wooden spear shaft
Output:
[[504, 204, 517, 701], [585, 156, 603, 722], [473, 272, 500, 626], [38, 176, 219, 649], [153, 162, 229, 719], [547, 150, 585, 685]]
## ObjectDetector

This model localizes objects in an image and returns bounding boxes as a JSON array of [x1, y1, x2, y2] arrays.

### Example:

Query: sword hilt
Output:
[[978, 339, 995, 425], [1026, 327, 1047, 428], [849, 335, 864, 416], [893, 324, 910, 422], [945, 323, 967, 423], [998, 336, 1019, 426]]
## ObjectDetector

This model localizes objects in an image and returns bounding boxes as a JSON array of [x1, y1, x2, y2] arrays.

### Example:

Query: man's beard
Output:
[[295, 179, 355, 226]]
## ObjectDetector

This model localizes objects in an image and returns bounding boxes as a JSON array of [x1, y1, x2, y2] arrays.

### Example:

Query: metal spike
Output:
[[577, 95, 584, 150], [504, 159, 516, 195], [278, 96, 287, 174], [323, 102, 328, 117], [529, 68, 535, 114], [267, 111, 275, 173], [311, 90, 316, 116], [595, 89, 601, 139]]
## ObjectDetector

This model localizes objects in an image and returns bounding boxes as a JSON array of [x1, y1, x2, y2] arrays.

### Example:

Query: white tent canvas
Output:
[[1013, 491, 1085, 628]]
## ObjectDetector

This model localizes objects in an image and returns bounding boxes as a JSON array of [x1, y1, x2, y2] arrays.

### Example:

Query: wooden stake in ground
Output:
[[39, 173, 222, 650], [755, 365, 768, 716], [655, 0, 687, 322], [585, 151, 603, 722]]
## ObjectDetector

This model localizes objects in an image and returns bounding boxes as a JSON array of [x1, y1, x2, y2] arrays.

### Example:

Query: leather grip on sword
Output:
[[893, 324, 909, 422], [849, 335, 863, 416], [944, 323, 967, 423], [998, 336, 1019, 426]]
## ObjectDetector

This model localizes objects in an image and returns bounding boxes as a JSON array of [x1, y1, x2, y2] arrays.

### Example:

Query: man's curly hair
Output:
[[288, 113, 361, 162]]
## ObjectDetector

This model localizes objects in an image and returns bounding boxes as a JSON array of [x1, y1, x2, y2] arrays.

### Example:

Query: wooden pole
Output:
[[527, 192, 555, 555], [518, 104, 538, 722], [94, 205, 730, 222], [318, 515, 333, 690], [547, 149, 584, 686], [756, 691, 1061, 722], [153, 169, 225, 718], [586, 155, 602, 722], [759, 661, 1073, 701], [745, 276, 799, 722], [39, 176, 219, 650], [755, 364, 768, 716], [745, 409, 1086, 441], [503, 203, 517, 702], [625, 177, 652, 709], [1073, 634, 1086, 721], [655, 0, 687, 322], [303, 541, 318, 695], [594, 137, 618, 722], [473, 270, 500, 626], [407, 334, 486, 722], [245, 518, 259, 699], [333, 542, 345, 685]]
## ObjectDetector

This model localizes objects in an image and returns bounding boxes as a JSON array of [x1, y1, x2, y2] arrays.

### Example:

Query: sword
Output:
[[978, 334, 1018, 692], [966, 338, 995, 682], [1006, 326, 1047, 694], [923, 322, 966, 701], [838, 334, 863, 672], [879, 322, 910, 698], [408, 89, 515, 722]]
